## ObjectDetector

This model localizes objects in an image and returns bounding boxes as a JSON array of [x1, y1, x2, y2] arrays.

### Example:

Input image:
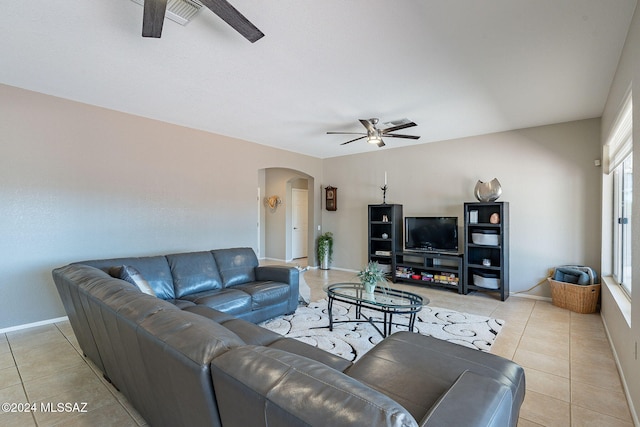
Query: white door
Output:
[[256, 187, 261, 257], [291, 189, 308, 259]]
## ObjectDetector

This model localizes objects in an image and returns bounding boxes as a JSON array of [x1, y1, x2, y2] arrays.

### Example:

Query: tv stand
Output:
[[393, 251, 463, 293]]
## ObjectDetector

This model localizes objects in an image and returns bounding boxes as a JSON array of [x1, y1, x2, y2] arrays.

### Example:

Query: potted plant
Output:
[[317, 232, 333, 270], [357, 261, 388, 293]]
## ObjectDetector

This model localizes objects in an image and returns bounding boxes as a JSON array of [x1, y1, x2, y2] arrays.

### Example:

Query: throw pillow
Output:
[[109, 265, 156, 296]]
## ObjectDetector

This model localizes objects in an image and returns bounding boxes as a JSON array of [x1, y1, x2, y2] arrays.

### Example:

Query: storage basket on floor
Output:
[[547, 278, 600, 314]]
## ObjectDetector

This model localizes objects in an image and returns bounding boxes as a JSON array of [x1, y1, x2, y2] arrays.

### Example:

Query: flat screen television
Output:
[[404, 216, 458, 253]]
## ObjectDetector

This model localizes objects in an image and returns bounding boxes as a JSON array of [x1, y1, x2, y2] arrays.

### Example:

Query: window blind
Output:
[[605, 90, 633, 174]]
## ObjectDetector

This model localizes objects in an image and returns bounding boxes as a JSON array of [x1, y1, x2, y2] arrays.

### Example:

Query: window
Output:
[[606, 90, 633, 295], [612, 154, 632, 294]]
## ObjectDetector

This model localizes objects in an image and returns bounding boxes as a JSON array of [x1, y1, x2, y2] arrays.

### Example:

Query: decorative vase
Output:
[[363, 282, 376, 294], [474, 178, 502, 202], [319, 246, 330, 270]]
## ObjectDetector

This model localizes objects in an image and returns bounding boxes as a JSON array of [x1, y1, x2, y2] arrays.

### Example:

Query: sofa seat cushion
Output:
[[233, 281, 290, 310], [267, 338, 353, 373], [184, 305, 352, 372], [183, 305, 237, 323], [182, 288, 251, 315], [168, 299, 197, 309]]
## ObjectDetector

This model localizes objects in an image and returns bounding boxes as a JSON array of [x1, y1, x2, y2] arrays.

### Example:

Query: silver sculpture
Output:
[[474, 178, 502, 202]]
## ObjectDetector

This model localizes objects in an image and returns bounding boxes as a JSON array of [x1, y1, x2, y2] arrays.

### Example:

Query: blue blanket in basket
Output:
[[553, 267, 591, 285]]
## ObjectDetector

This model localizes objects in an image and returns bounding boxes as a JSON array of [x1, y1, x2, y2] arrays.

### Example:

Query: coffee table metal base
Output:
[[326, 284, 424, 338]]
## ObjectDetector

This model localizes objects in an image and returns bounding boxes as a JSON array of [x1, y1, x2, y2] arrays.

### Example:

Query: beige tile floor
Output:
[[0, 264, 634, 426]]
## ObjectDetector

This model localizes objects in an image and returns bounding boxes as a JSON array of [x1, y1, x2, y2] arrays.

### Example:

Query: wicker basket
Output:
[[548, 278, 600, 314]]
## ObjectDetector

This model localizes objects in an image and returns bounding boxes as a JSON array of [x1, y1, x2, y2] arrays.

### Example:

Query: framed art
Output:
[[325, 186, 337, 211]]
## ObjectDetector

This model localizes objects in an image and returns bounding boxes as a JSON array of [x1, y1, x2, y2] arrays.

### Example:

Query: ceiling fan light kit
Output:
[[131, 0, 202, 26], [327, 118, 420, 148]]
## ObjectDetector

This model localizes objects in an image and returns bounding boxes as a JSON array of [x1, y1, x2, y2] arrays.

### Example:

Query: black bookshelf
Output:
[[368, 204, 403, 278], [463, 202, 510, 301]]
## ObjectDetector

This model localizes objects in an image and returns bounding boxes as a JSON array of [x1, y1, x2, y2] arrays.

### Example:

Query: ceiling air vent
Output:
[[131, 0, 203, 26]]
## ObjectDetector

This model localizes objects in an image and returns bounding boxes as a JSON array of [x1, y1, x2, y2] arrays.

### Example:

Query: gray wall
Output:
[[321, 119, 602, 298], [0, 84, 323, 329], [0, 83, 605, 328], [600, 3, 640, 420]]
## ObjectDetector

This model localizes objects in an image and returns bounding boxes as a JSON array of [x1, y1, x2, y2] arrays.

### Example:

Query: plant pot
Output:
[[319, 246, 331, 270], [363, 282, 376, 293]]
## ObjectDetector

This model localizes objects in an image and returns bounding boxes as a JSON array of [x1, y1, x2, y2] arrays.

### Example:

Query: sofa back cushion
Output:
[[78, 256, 175, 300], [58, 260, 245, 427], [166, 251, 223, 298], [212, 248, 259, 287], [80, 280, 180, 416], [211, 345, 417, 427], [135, 309, 246, 427]]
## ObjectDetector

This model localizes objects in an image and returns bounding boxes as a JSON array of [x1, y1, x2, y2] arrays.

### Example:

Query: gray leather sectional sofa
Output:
[[53, 247, 525, 427], [71, 247, 299, 323]]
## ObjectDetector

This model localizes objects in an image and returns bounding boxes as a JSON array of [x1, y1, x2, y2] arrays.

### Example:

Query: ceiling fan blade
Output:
[[359, 119, 376, 133], [384, 134, 421, 140], [199, 0, 265, 43], [326, 132, 367, 135], [142, 0, 168, 38], [381, 121, 417, 133], [340, 136, 367, 145]]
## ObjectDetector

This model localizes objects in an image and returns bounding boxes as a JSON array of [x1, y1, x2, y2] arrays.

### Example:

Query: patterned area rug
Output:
[[259, 300, 505, 362]]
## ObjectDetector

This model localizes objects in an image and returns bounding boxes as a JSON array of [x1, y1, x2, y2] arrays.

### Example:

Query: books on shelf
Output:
[[378, 263, 391, 273], [394, 267, 458, 284], [374, 250, 392, 256]]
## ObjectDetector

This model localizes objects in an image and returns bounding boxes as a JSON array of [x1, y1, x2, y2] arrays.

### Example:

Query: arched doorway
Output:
[[258, 168, 316, 264]]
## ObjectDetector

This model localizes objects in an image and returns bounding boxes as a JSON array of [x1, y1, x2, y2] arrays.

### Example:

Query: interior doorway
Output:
[[259, 168, 315, 264]]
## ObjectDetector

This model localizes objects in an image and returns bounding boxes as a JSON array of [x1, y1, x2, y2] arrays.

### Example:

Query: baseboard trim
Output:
[[318, 267, 358, 273], [602, 315, 639, 427], [509, 292, 552, 302], [0, 316, 69, 334]]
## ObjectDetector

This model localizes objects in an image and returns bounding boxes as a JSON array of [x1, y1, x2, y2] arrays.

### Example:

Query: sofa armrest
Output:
[[255, 265, 299, 285], [420, 370, 513, 427], [256, 266, 299, 312], [211, 345, 417, 427], [346, 331, 525, 425]]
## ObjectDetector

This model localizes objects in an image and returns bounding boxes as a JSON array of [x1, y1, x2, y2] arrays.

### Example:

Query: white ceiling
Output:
[[1, 1, 636, 158]]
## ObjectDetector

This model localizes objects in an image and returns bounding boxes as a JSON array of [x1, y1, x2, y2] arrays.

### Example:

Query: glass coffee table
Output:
[[325, 283, 426, 338]]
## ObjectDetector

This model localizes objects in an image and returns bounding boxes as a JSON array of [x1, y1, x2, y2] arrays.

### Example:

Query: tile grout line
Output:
[[511, 299, 546, 426], [51, 322, 145, 426], [4, 332, 39, 426]]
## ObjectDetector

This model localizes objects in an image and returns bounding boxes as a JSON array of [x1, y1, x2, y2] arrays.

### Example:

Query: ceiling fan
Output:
[[142, 0, 264, 42], [327, 118, 420, 147]]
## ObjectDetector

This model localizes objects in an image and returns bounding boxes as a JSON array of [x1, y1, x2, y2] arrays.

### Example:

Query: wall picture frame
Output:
[[325, 186, 337, 211]]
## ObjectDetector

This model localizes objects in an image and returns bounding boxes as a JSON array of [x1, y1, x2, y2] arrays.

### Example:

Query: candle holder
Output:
[[380, 184, 388, 204]]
